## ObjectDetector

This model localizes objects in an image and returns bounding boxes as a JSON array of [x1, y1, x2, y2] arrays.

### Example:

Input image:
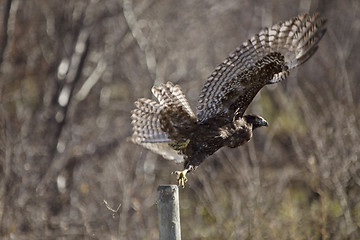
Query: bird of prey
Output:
[[130, 13, 326, 187]]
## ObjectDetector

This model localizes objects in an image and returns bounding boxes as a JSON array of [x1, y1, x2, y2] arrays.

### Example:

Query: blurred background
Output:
[[0, 0, 359, 239]]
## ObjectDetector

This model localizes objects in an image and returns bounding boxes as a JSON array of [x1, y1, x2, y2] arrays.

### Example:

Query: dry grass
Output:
[[0, 0, 359, 239]]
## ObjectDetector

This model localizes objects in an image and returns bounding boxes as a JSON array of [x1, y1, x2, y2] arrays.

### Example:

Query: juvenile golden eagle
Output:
[[130, 13, 326, 187]]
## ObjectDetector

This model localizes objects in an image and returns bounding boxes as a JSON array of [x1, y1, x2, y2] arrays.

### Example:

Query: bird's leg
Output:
[[174, 169, 189, 188], [169, 138, 190, 151], [173, 165, 194, 188]]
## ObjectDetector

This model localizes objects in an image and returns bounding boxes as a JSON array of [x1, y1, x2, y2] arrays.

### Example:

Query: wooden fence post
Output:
[[157, 185, 181, 240]]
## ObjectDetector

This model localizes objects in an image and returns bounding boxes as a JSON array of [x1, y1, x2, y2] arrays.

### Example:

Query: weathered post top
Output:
[[157, 185, 181, 240]]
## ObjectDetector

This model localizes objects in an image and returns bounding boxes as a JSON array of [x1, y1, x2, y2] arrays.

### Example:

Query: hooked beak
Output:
[[260, 119, 269, 127]]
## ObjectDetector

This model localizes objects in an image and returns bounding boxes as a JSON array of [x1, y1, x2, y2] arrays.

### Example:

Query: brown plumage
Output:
[[130, 13, 327, 187]]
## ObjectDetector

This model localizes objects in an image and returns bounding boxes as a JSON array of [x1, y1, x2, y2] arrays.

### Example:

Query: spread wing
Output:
[[130, 98, 184, 163], [196, 13, 327, 125], [130, 82, 196, 163]]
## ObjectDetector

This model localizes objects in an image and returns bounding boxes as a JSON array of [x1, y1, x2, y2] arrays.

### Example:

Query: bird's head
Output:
[[243, 114, 268, 130]]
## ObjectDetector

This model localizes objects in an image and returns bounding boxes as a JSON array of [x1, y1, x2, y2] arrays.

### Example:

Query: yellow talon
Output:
[[174, 169, 189, 188]]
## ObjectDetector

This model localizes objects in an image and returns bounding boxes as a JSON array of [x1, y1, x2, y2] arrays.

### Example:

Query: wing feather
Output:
[[152, 82, 195, 118], [130, 82, 196, 163], [196, 13, 326, 124]]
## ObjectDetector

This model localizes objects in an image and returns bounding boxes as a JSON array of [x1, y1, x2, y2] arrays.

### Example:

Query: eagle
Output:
[[130, 13, 326, 187]]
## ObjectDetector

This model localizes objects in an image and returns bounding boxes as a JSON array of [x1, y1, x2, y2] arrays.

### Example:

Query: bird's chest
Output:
[[185, 127, 225, 157], [225, 127, 252, 148]]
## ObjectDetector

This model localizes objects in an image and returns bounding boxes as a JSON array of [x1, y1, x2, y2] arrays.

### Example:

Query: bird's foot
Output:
[[173, 169, 189, 188]]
